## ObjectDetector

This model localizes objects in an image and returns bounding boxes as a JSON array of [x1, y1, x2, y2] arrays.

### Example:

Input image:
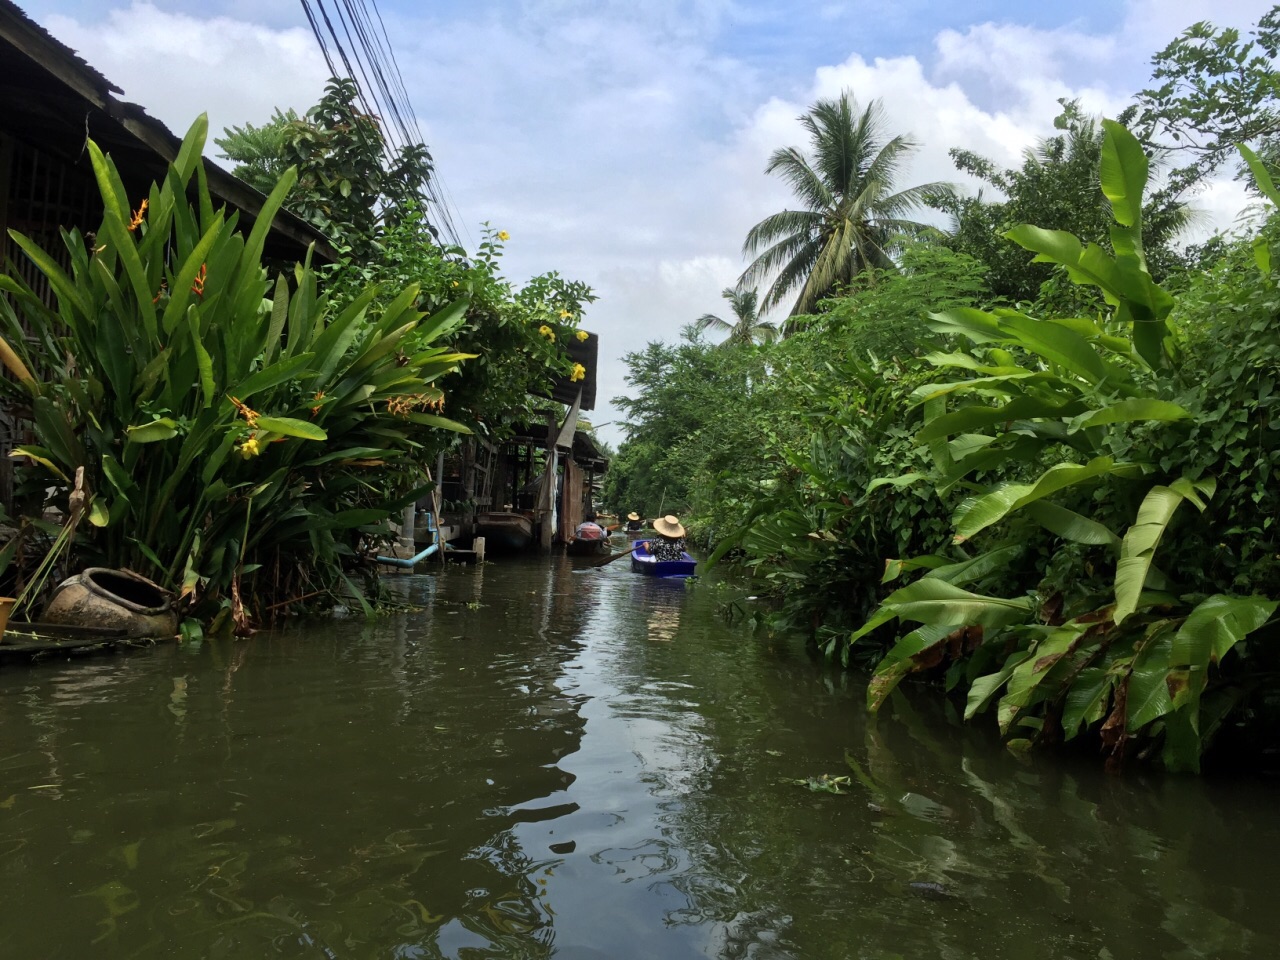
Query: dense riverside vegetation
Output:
[[218, 78, 598, 440], [0, 114, 590, 632], [606, 12, 1280, 772]]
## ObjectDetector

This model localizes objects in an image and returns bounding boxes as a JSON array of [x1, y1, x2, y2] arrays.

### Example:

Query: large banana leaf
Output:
[[951, 456, 1118, 543], [1023, 501, 1120, 546], [866, 624, 964, 711], [1067, 398, 1190, 433], [1113, 477, 1215, 624], [873, 578, 1033, 629]]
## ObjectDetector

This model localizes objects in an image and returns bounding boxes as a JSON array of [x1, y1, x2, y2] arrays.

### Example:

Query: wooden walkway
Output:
[[0, 623, 159, 665]]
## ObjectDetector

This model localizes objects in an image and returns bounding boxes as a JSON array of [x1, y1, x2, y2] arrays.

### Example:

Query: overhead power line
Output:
[[299, 0, 465, 248]]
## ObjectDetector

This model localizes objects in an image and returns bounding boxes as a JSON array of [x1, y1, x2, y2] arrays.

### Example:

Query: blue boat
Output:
[[630, 541, 697, 579]]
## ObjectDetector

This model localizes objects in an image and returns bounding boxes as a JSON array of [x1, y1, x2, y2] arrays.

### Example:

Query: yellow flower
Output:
[[237, 437, 262, 459], [570, 363, 586, 383], [228, 395, 259, 427], [497, 230, 510, 241], [575, 330, 589, 342], [558, 309, 573, 320], [451, 280, 459, 288], [128, 199, 148, 232], [538, 325, 555, 341]]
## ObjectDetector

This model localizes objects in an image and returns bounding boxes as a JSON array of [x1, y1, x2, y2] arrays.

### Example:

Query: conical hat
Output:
[[653, 514, 686, 538]]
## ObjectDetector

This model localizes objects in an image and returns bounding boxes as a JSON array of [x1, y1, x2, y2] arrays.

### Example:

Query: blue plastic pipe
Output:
[[376, 511, 444, 567], [375, 541, 441, 567]]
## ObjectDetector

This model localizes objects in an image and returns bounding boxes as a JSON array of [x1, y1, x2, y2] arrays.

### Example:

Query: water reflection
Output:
[[0, 557, 1278, 958]]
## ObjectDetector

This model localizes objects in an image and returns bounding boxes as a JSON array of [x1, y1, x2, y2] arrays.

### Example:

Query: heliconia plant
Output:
[[852, 122, 1278, 772], [0, 115, 473, 629]]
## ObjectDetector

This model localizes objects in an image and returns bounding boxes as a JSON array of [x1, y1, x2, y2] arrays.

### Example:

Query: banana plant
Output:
[[853, 122, 1278, 771]]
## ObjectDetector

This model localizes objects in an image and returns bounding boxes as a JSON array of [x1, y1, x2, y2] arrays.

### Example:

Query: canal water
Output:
[[1, 554, 1278, 958]]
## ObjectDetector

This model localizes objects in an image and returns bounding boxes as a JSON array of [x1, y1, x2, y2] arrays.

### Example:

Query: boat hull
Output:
[[565, 537, 611, 557], [475, 512, 535, 551], [630, 541, 696, 578]]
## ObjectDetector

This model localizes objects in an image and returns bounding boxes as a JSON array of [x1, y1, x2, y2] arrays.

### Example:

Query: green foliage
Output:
[[220, 83, 597, 444], [937, 102, 1191, 307], [800, 244, 989, 357], [848, 123, 1279, 773], [219, 78, 438, 258], [0, 116, 470, 624], [213, 108, 301, 195], [1136, 8, 1280, 190], [322, 212, 596, 440]]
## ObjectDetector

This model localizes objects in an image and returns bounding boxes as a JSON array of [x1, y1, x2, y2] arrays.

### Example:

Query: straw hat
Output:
[[627, 511, 641, 521], [653, 514, 686, 538]]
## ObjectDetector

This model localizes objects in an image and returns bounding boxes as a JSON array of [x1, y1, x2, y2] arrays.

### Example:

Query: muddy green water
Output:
[[1, 555, 1278, 959]]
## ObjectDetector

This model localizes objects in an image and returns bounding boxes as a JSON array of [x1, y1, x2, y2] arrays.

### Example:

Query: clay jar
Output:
[[43, 568, 177, 638]]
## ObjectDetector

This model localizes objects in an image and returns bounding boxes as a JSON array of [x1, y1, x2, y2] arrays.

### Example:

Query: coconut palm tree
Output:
[[694, 287, 778, 346], [740, 92, 950, 326]]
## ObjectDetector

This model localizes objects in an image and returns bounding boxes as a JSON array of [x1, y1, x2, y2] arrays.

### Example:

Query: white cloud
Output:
[[44, 2, 329, 144]]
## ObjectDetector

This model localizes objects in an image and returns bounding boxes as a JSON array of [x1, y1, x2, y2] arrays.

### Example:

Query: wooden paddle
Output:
[[592, 546, 638, 567]]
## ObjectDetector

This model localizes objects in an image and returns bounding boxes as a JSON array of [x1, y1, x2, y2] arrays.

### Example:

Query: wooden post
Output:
[[461, 437, 476, 533], [434, 450, 447, 565]]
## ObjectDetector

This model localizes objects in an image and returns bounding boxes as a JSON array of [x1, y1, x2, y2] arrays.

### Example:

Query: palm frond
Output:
[[742, 209, 823, 255], [694, 312, 733, 334], [764, 148, 832, 212]]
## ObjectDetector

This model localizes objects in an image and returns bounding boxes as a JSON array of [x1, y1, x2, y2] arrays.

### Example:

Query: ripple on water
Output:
[[1, 560, 1279, 959]]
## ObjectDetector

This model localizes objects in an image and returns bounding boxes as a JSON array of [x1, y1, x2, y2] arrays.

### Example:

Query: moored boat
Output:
[[630, 541, 697, 578], [565, 537, 612, 557], [475, 511, 535, 551]]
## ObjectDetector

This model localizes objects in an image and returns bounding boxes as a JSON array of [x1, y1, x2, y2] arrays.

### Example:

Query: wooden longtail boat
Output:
[[565, 537, 612, 557]]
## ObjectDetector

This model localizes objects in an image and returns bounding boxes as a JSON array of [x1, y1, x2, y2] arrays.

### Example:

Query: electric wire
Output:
[[299, 0, 464, 248]]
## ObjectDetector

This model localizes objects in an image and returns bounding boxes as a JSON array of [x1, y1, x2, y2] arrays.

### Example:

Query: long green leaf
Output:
[[867, 624, 961, 711], [230, 353, 315, 401], [1061, 666, 1113, 738], [879, 578, 1033, 629], [126, 418, 180, 443], [998, 314, 1107, 384], [1067, 398, 1190, 433], [1024, 501, 1120, 546], [1099, 119, 1148, 230], [405, 412, 472, 433], [965, 652, 1031, 721], [89, 142, 157, 340], [1240, 143, 1280, 208], [9, 232, 92, 324], [1126, 629, 1175, 732], [1169, 594, 1277, 677], [952, 456, 1116, 543], [917, 395, 1090, 442], [256, 417, 327, 441], [1113, 478, 1215, 624]]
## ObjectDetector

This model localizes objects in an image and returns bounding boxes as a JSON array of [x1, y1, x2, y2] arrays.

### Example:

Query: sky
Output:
[[16, 0, 1279, 447]]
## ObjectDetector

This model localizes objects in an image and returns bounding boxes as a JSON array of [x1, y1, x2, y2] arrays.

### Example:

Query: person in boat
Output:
[[640, 514, 687, 561], [624, 512, 645, 532], [575, 513, 607, 540]]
